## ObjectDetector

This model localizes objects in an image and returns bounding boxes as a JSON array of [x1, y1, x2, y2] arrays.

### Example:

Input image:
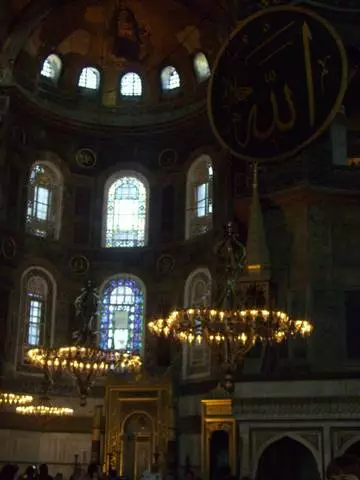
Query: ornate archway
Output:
[[121, 412, 154, 480], [255, 436, 321, 480]]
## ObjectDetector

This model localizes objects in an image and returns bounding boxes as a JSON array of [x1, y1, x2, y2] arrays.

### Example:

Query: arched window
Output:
[[193, 52, 211, 82], [19, 267, 56, 361], [40, 54, 62, 81], [185, 154, 213, 239], [78, 67, 100, 90], [182, 268, 211, 378], [99, 275, 145, 354], [120, 72, 142, 97], [161, 66, 180, 91], [103, 173, 149, 248], [26, 162, 63, 240]]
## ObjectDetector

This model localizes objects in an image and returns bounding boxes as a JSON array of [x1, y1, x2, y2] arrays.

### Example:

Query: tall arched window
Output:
[[78, 67, 100, 90], [185, 154, 213, 239], [103, 172, 149, 248], [161, 66, 180, 91], [182, 268, 211, 379], [40, 54, 62, 81], [99, 275, 145, 354], [193, 52, 211, 82], [26, 162, 63, 240], [120, 72, 142, 97], [19, 267, 56, 362]]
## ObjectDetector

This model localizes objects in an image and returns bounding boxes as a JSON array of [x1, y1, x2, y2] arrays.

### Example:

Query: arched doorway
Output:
[[256, 437, 321, 480], [121, 413, 153, 480], [210, 430, 230, 480]]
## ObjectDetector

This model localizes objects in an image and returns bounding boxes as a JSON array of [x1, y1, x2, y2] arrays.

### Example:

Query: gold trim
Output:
[[201, 400, 237, 478], [207, 5, 349, 163], [118, 397, 158, 402]]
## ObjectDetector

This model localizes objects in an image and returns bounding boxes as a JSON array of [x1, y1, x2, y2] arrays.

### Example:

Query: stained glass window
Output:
[[104, 174, 148, 248], [120, 72, 142, 96], [100, 276, 145, 354], [25, 276, 48, 346], [161, 66, 181, 91], [193, 52, 211, 82], [26, 163, 62, 239], [186, 155, 213, 239], [40, 54, 62, 81], [78, 67, 100, 90]]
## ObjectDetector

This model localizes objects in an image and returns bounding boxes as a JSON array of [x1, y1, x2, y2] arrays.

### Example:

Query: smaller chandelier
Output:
[[16, 405, 74, 416], [28, 347, 141, 374], [27, 280, 142, 405], [0, 393, 33, 405]]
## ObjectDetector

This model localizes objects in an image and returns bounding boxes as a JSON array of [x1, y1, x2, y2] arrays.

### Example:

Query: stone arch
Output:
[[339, 437, 360, 457], [253, 434, 321, 480]]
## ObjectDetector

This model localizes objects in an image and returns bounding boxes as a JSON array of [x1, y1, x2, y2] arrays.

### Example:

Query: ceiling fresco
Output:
[[19, 0, 215, 71]]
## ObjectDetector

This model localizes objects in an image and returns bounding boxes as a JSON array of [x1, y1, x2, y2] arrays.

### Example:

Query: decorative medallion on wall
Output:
[[157, 254, 176, 275], [208, 6, 348, 162], [158, 149, 178, 168], [75, 149, 97, 169], [0, 236, 16, 259], [69, 255, 90, 275]]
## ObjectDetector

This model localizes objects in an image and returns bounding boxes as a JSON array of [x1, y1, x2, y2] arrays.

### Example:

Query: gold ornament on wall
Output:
[[75, 149, 97, 169], [69, 255, 90, 274], [157, 254, 175, 275], [158, 149, 178, 168], [1, 236, 16, 259]]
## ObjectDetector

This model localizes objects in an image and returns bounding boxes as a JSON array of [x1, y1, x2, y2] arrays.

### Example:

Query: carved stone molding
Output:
[[234, 397, 360, 418]]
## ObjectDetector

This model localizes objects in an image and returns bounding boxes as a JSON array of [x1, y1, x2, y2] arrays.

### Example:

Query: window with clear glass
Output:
[[40, 54, 62, 81], [78, 67, 100, 90], [193, 52, 211, 82], [183, 269, 211, 377], [100, 276, 145, 354], [26, 163, 62, 239], [186, 155, 213, 239], [25, 276, 48, 347], [104, 174, 148, 248], [161, 66, 181, 91], [120, 72, 142, 96]]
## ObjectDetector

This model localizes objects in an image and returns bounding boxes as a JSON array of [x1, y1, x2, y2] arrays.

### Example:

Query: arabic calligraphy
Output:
[[208, 6, 348, 162]]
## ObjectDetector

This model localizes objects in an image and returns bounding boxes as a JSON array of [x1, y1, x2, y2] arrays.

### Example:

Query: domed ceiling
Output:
[[21, 0, 217, 67], [8, 0, 220, 130]]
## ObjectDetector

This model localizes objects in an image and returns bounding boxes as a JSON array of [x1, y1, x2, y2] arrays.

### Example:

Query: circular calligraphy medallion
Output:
[[208, 6, 348, 162]]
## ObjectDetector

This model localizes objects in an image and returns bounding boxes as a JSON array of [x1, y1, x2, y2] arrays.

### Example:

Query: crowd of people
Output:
[[1, 456, 359, 480]]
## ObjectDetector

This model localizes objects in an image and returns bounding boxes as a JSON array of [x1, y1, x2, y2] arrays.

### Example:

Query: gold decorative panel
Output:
[[201, 398, 237, 479], [104, 373, 173, 480]]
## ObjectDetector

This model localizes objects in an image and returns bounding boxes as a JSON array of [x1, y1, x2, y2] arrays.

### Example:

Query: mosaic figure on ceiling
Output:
[[110, 0, 151, 62]]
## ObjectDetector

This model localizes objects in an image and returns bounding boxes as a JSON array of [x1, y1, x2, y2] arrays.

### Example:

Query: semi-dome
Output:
[[9, 0, 220, 130]]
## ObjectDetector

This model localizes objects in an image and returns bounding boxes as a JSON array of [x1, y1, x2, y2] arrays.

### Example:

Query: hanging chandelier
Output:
[[0, 392, 33, 405], [27, 280, 142, 405], [16, 405, 74, 416], [149, 223, 313, 393], [148, 308, 312, 350]]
